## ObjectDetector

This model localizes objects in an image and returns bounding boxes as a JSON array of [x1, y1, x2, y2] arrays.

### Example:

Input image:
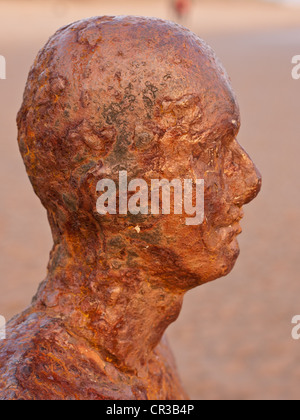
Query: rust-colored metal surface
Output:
[[0, 16, 261, 400]]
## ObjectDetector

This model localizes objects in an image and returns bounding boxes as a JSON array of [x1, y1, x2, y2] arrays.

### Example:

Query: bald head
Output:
[[17, 17, 238, 236]]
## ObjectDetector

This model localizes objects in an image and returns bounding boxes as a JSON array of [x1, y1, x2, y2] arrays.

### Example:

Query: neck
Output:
[[33, 239, 184, 374]]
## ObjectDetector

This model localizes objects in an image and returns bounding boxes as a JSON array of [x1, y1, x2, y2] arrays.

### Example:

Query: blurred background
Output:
[[0, 0, 300, 400]]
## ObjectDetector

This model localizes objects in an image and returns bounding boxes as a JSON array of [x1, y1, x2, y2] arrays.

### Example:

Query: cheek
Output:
[[160, 217, 240, 284], [193, 145, 237, 226], [195, 169, 227, 225]]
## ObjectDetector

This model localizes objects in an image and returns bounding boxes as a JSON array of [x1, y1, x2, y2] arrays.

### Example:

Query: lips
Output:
[[217, 207, 244, 242], [203, 208, 244, 250], [229, 222, 242, 238], [216, 222, 242, 243], [216, 208, 244, 230]]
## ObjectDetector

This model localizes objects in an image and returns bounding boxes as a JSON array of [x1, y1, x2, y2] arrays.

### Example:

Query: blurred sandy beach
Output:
[[0, 0, 300, 400]]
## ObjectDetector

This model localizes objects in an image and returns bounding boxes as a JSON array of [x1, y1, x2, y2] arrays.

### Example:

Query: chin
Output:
[[192, 238, 241, 286], [219, 238, 241, 277]]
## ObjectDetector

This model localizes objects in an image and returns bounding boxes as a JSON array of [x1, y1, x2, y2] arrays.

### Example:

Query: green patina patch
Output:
[[127, 249, 139, 268], [77, 160, 97, 176], [107, 236, 126, 250], [62, 193, 78, 212]]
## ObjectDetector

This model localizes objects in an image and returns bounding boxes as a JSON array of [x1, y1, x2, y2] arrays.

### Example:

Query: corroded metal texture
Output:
[[0, 16, 261, 400]]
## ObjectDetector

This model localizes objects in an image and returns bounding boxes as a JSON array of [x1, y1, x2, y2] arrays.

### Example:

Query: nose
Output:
[[227, 140, 262, 207]]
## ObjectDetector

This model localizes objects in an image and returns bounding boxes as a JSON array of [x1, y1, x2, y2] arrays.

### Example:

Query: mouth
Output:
[[216, 222, 242, 244], [228, 222, 242, 239], [203, 208, 244, 250], [217, 209, 244, 242]]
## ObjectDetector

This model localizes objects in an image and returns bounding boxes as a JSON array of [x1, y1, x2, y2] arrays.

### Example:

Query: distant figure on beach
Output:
[[172, 0, 192, 21]]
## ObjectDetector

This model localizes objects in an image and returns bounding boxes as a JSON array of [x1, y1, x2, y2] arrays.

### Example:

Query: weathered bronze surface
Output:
[[0, 16, 261, 400]]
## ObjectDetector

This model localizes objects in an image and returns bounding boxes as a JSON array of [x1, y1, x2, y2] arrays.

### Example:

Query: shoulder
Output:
[[0, 312, 134, 400]]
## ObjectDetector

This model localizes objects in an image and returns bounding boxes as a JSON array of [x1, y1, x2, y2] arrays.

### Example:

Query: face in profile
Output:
[[132, 80, 261, 290], [151, 104, 261, 289], [17, 16, 261, 292]]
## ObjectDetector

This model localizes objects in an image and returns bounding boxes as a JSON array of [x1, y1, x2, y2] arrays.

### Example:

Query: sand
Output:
[[0, 0, 300, 400]]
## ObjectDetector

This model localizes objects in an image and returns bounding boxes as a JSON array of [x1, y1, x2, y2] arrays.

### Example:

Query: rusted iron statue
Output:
[[0, 16, 261, 400]]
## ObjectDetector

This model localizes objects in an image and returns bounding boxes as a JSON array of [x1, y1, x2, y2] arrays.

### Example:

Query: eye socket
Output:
[[218, 117, 240, 146], [223, 147, 241, 176], [192, 141, 222, 167], [205, 181, 219, 196], [219, 129, 236, 147]]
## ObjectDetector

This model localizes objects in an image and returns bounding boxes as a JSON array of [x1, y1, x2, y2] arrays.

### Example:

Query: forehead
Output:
[[199, 92, 241, 146], [183, 50, 240, 145]]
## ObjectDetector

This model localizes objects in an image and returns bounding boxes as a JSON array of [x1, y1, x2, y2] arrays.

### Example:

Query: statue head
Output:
[[17, 16, 261, 292]]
